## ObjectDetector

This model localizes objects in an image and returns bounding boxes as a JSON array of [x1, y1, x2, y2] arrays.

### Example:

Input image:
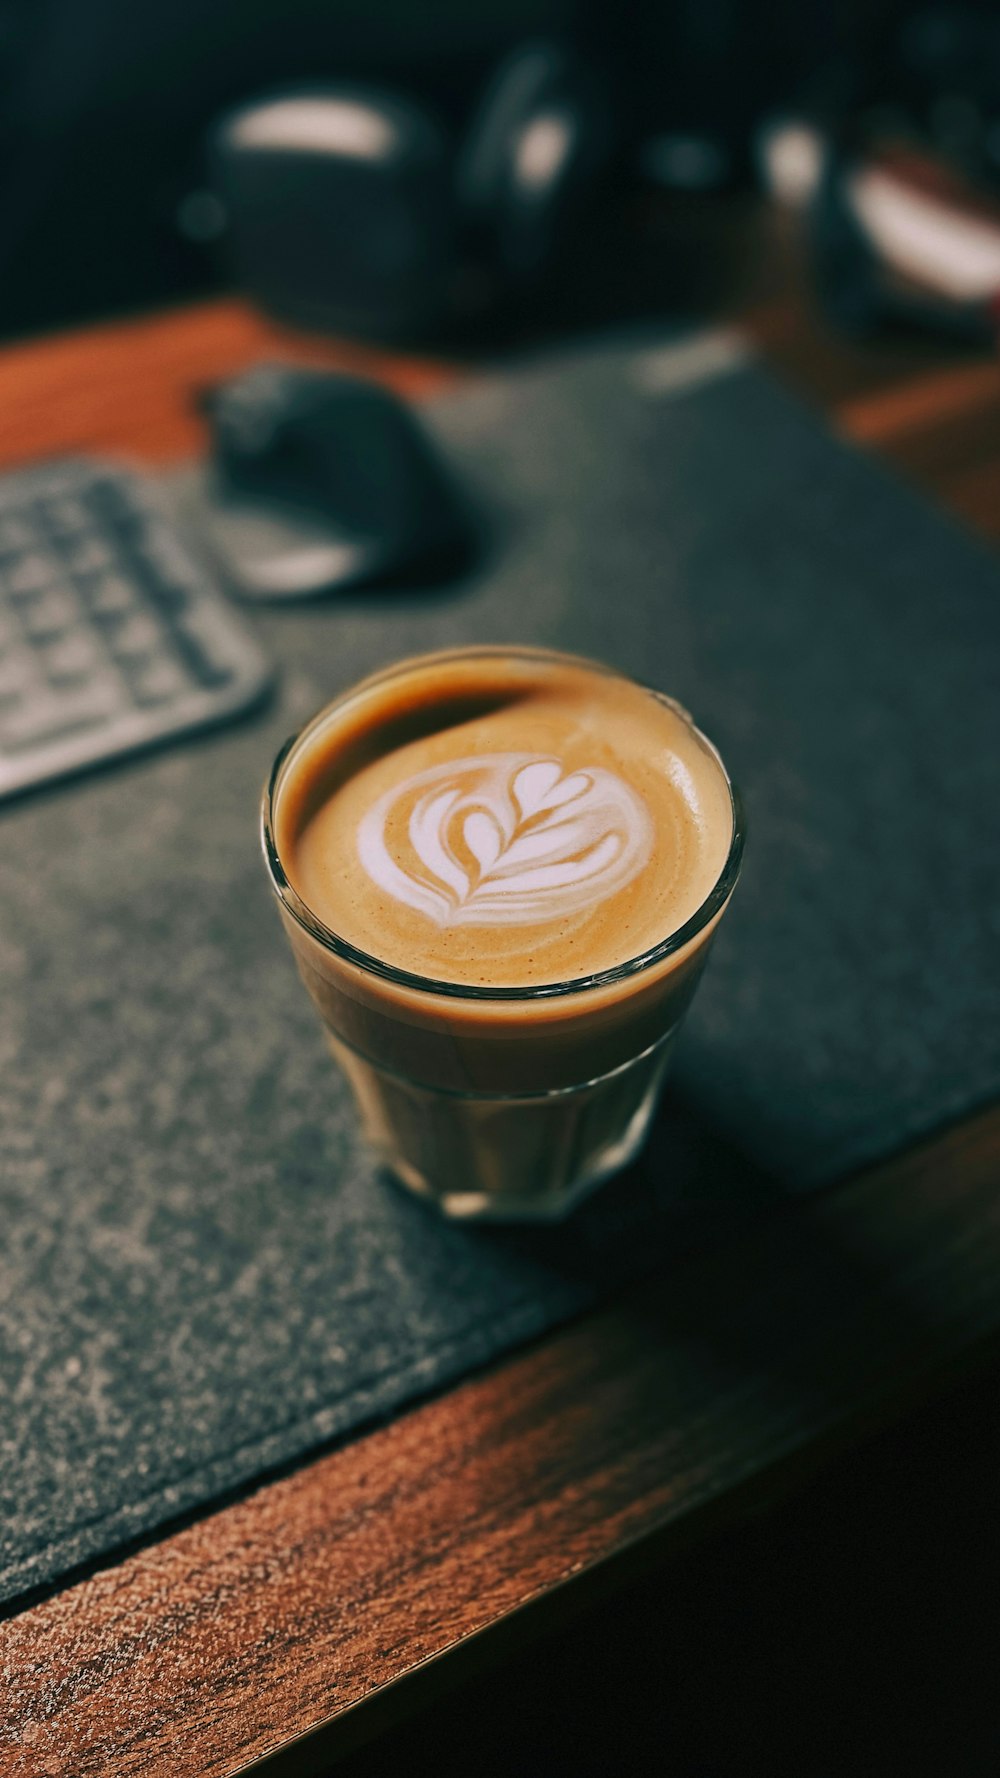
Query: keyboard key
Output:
[[41, 630, 102, 683], [110, 612, 162, 658], [86, 574, 139, 618], [0, 647, 36, 700], [43, 499, 90, 535], [124, 655, 190, 705], [141, 534, 196, 585], [0, 519, 36, 554], [20, 585, 78, 636], [6, 553, 55, 595], [0, 675, 122, 749], [0, 692, 61, 748], [176, 604, 239, 683], [65, 538, 115, 575], [86, 476, 140, 519]]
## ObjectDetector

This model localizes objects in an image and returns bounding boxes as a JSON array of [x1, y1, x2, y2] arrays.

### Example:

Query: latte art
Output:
[[357, 754, 653, 928], [278, 649, 737, 986]]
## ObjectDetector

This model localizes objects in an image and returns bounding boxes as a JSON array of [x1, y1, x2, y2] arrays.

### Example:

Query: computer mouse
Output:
[[198, 364, 472, 599]]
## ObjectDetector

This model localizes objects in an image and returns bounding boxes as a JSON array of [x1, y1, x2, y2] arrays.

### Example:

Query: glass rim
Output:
[[260, 645, 746, 1003]]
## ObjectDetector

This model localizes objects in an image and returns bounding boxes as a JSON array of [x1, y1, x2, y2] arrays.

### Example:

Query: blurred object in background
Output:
[[0, 0, 931, 344], [0, 0, 553, 339], [191, 364, 474, 598], [759, 4, 1000, 345], [813, 143, 1000, 345], [0, 458, 270, 801], [207, 43, 612, 342], [1, 0, 998, 347]]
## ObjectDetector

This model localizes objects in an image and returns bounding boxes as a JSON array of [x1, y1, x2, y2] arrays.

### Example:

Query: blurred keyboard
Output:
[[0, 459, 270, 801]]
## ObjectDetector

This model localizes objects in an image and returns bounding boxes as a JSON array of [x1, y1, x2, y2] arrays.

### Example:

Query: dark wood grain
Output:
[[2, 196, 1000, 1777], [3, 1108, 1000, 1777]]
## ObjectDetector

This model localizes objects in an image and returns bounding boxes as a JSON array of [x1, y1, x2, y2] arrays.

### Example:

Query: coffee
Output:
[[277, 651, 732, 989], [263, 648, 742, 1219]]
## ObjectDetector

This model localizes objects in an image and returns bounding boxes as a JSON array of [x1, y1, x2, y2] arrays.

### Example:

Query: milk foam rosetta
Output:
[[276, 651, 735, 987], [356, 753, 653, 928]]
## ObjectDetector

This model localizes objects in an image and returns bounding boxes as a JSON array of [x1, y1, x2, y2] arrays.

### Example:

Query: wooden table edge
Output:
[[232, 1108, 1000, 1777], [6, 1103, 1000, 1777], [242, 1318, 1000, 1778]]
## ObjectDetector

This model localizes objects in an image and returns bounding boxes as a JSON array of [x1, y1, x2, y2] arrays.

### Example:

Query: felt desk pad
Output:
[[2, 332, 999, 1608]]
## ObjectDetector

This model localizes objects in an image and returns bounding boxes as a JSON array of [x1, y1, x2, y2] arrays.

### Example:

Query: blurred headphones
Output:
[[208, 42, 613, 342]]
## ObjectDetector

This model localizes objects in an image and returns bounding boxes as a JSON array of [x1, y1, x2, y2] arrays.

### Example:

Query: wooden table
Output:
[[4, 197, 1000, 1778]]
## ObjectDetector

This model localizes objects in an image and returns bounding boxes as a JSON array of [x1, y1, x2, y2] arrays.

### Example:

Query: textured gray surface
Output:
[[2, 333, 999, 1608]]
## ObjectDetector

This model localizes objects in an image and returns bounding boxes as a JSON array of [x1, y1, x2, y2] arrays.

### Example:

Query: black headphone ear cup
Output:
[[456, 41, 609, 287], [458, 43, 568, 224], [211, 87, 456, 338]]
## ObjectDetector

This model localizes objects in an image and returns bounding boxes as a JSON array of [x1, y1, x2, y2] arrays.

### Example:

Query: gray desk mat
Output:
[[2, 332, 999, 1608]]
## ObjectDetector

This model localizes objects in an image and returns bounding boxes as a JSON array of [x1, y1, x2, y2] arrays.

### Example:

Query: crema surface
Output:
[[276, 652, 734, 988]]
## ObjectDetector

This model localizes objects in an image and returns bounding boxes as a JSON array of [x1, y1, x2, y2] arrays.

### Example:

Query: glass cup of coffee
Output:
[[261, 646, 744, 1221]]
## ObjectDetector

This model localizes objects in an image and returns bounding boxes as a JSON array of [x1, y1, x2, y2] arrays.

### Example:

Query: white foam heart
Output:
[[513, 761, 591, 819]]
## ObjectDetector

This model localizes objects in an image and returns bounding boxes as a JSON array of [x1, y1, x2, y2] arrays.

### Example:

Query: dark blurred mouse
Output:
[[196, 364, 473, 600]]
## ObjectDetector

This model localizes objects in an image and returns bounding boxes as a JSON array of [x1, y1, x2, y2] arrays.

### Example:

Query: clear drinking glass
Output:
[[261, 649, 744, 1222]]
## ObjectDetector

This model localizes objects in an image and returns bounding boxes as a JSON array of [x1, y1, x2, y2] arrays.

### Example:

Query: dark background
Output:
[[0, 0, 945, 337]]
